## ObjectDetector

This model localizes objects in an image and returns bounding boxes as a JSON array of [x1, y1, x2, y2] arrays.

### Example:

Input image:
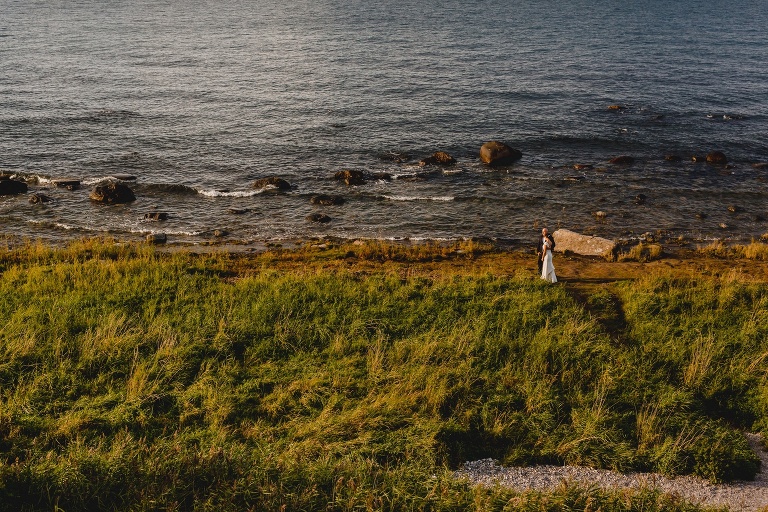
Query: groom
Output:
[[536, 227, 556, 275]]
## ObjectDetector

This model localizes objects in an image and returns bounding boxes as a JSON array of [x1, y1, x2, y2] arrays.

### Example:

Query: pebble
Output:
[[455, 433, 768, 512]]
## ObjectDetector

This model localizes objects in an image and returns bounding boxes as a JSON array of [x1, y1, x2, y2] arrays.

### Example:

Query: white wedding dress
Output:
[[541, 243, 557, 283]]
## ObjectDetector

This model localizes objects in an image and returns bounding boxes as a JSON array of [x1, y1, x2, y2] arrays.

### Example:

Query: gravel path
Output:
[[456, 433, 768, 512]]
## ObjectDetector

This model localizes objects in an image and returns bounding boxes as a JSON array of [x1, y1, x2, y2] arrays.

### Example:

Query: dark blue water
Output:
[[2, 0, 767, 246]]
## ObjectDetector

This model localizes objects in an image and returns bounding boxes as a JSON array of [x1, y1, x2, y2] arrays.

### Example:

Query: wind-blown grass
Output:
[[0, 240, 764, 510]]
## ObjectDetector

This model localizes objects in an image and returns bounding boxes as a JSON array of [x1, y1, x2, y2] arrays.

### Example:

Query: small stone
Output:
[[719, 223, 729, 229], [727, 205, 740, 213], [695, 212, 707, 220], [29, 193, 52, 204], [607, 105, 625, 111], [706, 151, 728, 165], [213, 229, 228, 237], [147, 233, 167, 244], [593, 211, 607, 219], [572, 164, 593, 170], [307, 213, 331, 223], [144, 212, 168, 221], [691, 155, 706, 162], [634, 194, 647, 205]]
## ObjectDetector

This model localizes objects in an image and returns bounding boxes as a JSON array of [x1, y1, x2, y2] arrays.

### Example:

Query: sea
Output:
[[2, 0, 767, 247]]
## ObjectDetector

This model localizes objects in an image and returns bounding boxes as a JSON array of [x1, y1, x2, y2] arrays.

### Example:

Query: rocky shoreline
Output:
[[456, 434, 768, 512]]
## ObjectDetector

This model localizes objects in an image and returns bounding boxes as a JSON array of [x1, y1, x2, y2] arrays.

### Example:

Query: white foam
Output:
[[382, 195, 454, 202], [198, 188, 265, 197], [127, 227, 203, 236]]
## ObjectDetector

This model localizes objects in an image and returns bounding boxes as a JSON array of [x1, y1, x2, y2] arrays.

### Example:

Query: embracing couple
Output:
[[536, 228, 557, 283]]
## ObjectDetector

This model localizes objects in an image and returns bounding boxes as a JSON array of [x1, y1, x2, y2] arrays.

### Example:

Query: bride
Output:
[[541, 236, 557, 283]]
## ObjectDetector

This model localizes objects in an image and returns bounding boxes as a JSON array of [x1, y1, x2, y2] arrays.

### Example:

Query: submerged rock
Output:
[[144, 212, 168, 221], [311, 194, 345, 206], [479, 141, 522, 166], [90, 182, 136, 204], [379, 151, 411, 163], [552, 229, 616, 257], [0, 178, 28, 196], [52, 179, 81, 191], [307, 213, 331, 223], [369, 172, 393, 181], [572, 164, 593, 170], [253, 177, 291, 191], [419, 151, 456, 167], [664, 154, 682, 162], [609, 155, 634, 165]]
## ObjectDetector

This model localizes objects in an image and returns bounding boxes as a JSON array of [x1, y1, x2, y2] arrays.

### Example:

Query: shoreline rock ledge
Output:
[[553, 229, 616, 257]]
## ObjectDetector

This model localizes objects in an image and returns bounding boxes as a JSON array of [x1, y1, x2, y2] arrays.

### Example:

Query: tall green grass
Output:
[[0, 241, 763, 510]]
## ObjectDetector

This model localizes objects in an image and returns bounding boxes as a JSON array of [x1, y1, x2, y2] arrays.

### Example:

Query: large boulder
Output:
[[479, 141, 522, 166], [334, 170, 365, 186], [0, 178, 28, 196], [552, 229, 616, 257], [253, 177, 291, 191], [419, 151, 456, 166], [90, 181, 136, 204]]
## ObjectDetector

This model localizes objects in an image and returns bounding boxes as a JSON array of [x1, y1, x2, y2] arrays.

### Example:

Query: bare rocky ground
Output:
[[456, 434, 768, 512]]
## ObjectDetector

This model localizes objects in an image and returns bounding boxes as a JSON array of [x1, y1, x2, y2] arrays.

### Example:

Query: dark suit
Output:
[[536, 234, 555, 274]]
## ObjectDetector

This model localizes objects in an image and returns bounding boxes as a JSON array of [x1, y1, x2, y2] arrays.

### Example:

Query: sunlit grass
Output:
[[0, 239, 765, 510]]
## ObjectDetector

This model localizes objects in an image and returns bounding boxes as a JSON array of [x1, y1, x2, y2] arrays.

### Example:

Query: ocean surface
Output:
[[2, 0, 767, 247]]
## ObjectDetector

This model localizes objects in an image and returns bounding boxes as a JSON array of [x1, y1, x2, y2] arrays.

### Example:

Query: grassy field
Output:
[[0, 239, 767, 511]]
